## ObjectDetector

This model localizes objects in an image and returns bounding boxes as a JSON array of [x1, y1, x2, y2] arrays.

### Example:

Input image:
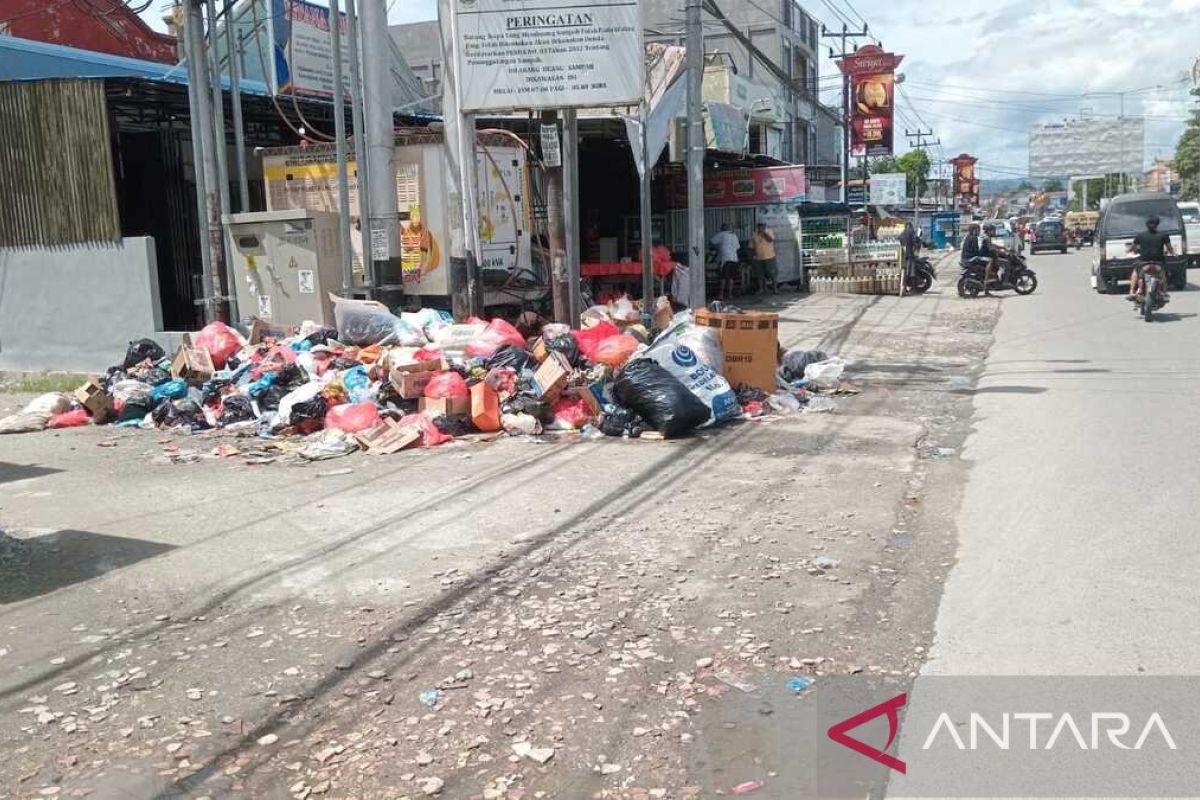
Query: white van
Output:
[[1178, 201, 1200, 267]]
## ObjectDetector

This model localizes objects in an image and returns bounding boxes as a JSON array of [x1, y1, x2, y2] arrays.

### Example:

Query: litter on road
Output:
[[0, 296, 859, 459]]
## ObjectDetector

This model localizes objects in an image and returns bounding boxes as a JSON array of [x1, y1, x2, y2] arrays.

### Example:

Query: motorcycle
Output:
[[905, 256, 937, 294], [1133, 261, 1168, 322], [957, 250, 1038, 298]]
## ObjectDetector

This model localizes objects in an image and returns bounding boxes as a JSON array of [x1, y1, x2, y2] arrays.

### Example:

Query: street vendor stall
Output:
[[801, 202, 903, 295]]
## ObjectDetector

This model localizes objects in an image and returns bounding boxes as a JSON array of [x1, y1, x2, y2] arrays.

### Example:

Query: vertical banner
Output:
[[951, 153, 979, 206], [837, 44, 904, 158], [268, 0, 353, 98]]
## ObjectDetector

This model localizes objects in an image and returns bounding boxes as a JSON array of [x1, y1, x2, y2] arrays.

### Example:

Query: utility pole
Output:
[[327, 0, 354, 297], [204, 0, 236, 321], [360, 0, 399, 297], [685, 0, 706, 309], [223, 0, 249, 212], [638, 101, 653, 327], [904, 128, 939, 213], [562, 108, 582, 324], [542, 110, 570, 324], [822, 23, 870, 203], [343, 0, 371, 290], [182, 2, 215, 324], [186, 0, 226, 321]]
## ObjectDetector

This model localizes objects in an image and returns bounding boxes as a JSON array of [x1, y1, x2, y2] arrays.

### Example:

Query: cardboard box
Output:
[[171, 334, 215, 384], [249, 317, 296, 345], [576, 384, 603, 418], [74, 376, 112, 420], [470, 382, 501, 432], [531, 338, 550, 363], [419, 395, 471, 417], [694, 309, 779, 392], [354, 418, 422, 454], [532, 351, 572, 401], [388, 359, 445, 400]]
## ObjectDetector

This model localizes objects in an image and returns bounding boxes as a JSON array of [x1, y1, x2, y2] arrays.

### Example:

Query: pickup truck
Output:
[[1179, 202, 1200, 267]]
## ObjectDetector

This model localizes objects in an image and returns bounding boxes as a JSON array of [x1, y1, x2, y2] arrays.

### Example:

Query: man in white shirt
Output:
[[710, 223, 742, 301]]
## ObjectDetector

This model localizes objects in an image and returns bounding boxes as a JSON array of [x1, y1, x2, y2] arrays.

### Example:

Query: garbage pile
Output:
[[0, 295, 855, 457]]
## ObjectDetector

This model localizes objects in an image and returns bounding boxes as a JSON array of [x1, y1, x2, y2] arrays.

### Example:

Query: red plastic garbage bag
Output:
[[466, 318, 526, 359], [552, 396, 593, 430], [47, 409, 91, 429], [572, 321, 620, 363], [194, 321, 242, 368], [423, 371, 469, 399], [593, 334, 640, 368], [324, 402, 382, 433], [397, 413, 453, 447]]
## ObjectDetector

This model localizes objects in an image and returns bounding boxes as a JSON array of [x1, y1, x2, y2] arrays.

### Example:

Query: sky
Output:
[[147, 0, 1200, 178]]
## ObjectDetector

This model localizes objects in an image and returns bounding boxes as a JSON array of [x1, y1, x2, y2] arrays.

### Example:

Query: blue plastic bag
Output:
[[149, 379, 188, 402], [342, 365, 374, 404]]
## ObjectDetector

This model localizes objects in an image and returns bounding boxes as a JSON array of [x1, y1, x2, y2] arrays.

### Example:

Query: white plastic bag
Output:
[[803, 357, 848, 390], [331, 295, 425, 346], [650, 312, 724, 372], [432, 323, 486, 355], [638, 343, 740, 426], [401, 308, 451, 340], [273, 382, 323, 430], [0, 392, 73, 434]]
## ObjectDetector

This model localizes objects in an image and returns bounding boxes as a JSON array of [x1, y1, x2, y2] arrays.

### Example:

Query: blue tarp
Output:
[[0, 35, 270, 95]]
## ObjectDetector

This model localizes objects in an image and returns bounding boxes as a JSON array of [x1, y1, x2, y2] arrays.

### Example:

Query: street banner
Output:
[[267, 0, 353, 98], [870, 172, 907, 205], [448, 0, 644, 112], [837, 44, 903, 158], [705, 101, 748, 155], [665, 166, 806, 208], [951, 153, 979, 206]]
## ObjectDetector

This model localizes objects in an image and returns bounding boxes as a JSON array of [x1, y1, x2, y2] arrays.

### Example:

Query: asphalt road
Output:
[[927, 246, 1200, 675]]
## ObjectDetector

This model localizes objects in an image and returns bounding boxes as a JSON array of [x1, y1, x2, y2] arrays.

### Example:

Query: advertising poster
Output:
[[870, 172, 907, 205], [666, 166, 806, 208], [952, 154, 979, 206], [268, 0, 353, 98], [450, 0, 644, 112], [837, 45, 904, 158]]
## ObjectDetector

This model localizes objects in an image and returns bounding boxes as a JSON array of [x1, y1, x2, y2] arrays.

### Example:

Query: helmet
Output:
[[1147, 216, 1160, 230]]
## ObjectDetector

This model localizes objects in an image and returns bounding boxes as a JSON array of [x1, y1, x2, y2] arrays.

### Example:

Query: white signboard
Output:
[[870, 172, 907, 205], [1028, 117, 1144, 178], [540, 123, 562, 167], [269, 0, 352, 98], [451, 0, 644, 112]]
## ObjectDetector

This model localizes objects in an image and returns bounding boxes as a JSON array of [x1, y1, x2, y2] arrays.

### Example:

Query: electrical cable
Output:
[[285, 0, 335, 141], [249, 0, 317, 140]]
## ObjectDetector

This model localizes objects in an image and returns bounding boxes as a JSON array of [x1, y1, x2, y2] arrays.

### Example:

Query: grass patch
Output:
[[0, 373, 88, 394]]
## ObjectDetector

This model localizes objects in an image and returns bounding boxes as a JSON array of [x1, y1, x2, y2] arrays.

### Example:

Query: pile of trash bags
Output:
[[0, 295, 853, 454]]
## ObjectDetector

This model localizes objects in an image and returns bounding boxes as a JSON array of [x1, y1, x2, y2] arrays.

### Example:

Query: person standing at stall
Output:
[[711, 223, 742, 301], [751, 223, 777, 294]]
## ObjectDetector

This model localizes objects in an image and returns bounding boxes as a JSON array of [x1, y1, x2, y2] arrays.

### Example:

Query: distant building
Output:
[[0, 0, 177, 63], [1143, 159, 1176, 193]]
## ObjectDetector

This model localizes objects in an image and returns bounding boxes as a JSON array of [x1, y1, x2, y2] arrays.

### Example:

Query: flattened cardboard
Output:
[[532, 351, 571, 401]]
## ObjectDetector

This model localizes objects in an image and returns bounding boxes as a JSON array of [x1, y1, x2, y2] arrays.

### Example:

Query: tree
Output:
[[1070, 177, 1107, 210], [1042, 178, 1065, 193], [871, 156, 901, 175], [1018, 180, 1035, 192], [1175, 88, 1200, 200], [897, 149, 932, 199]]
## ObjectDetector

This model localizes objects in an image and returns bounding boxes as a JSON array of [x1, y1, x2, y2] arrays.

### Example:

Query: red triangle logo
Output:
[[827, 692, 908, 774]]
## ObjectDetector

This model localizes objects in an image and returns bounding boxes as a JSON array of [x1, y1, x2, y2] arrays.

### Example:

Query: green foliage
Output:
[[1042, 178, 1065, 192], [1176, 88, 1200, 200], [897, 150, 931, 198]]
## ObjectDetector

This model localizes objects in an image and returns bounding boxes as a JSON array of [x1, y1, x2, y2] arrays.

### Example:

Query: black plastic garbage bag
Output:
[[503, 394, 553, 422], [488, 345, 538, 373], [432, 415, 474, 436], [258, 385, 287, 412], [276, 364, 308, 392], [612, 360, 710, 438], [305, 326, 339, 347], [290, 395, 328, 428], [600, 406, 646, 438], [219, 394, 257, 425], [546, 335, 581, 367], [781, 350, 829, 383], [123, 338, 166, 369], [139, 367, 172, 387], [174, 399, 209, 431], [151, 399, 180, 427]]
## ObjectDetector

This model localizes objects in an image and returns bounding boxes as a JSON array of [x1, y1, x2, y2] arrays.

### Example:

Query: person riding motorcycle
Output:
[[1127, 216, 1175, 301]]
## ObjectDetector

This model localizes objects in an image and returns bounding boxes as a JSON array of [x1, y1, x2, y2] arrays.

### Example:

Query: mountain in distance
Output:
[[980, 177, 1034, 194]]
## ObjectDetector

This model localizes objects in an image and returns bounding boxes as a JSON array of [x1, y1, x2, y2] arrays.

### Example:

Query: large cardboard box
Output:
[[532, 351, 572, 401], [389, 359, 446, 400], [419, 395, 471, 417], [694, 309, 779, 392], [470, 382, 501, 432], [171, 334, 215, 385], [74, 376, 112, 421]]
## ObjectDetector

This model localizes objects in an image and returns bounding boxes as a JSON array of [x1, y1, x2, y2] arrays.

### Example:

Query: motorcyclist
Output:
[[961, 223, 998, 296], [1127, 216, 1175, 301]]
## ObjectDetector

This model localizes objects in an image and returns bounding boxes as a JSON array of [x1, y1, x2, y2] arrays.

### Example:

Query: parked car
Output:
[[1092, 193, 1188, 293], [1030, 220, 1068, 254], [1179, 201, 1200, 267], [984, 219, 1022, 254]]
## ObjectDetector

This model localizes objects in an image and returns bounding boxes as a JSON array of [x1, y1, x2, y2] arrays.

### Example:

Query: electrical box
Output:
[[226, 209, 345, 327]]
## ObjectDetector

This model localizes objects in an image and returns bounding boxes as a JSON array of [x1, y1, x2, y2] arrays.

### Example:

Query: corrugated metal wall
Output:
[[0, 79, 120, 247]]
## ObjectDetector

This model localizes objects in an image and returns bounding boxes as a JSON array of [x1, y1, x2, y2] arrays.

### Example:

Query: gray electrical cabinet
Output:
[[227, 209, 345, 327]]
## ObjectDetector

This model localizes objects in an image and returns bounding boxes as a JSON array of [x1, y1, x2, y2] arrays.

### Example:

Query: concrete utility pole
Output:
[[223, 0, 249, 212], [822, 23, 869, 203], [187, 0, 226, 321], [204, 0, 237, 321], [343, 0, 371, 289], [542, 110, 570, 324], [360, 0, 399, 295], [562, 108, 582, 324], [182, 2, 215, 323], [327, 0, 354, 297], [904, 128, 939, 211], [638, 101, 654, 326], [685, 0, 706, 309]]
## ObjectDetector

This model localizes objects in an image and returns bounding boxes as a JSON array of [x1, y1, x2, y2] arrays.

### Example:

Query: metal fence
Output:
[[0, 79, 121, 247]]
